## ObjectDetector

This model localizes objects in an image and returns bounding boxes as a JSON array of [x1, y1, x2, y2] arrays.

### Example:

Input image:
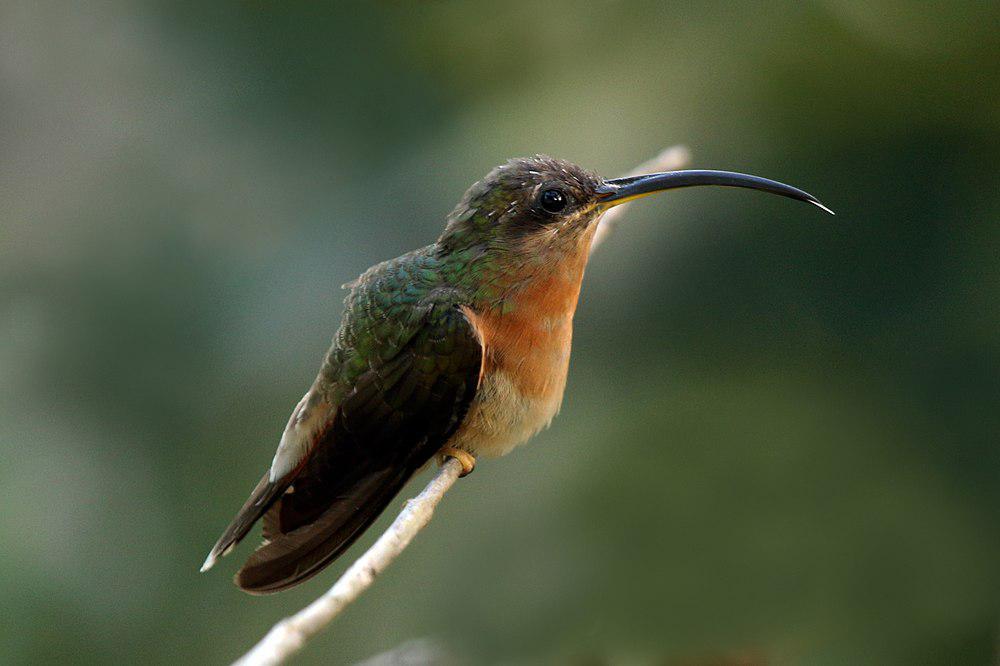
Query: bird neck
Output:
[[462, 226, 596, 320]]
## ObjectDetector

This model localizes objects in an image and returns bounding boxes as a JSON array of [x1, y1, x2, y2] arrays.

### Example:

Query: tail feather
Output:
[[200, 472, 290, 572], [234, 466, 416, 594]]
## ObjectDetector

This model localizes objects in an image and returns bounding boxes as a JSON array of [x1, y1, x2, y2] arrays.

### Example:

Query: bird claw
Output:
[[439, 447, 476, 477]]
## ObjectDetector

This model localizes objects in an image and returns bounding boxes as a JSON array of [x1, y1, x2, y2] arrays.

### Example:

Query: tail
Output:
[[234, 465, 417, 594], [200, 472, 289, 573]]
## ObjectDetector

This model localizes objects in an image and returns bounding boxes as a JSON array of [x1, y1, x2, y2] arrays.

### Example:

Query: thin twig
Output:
[[233, 458, 464, 666], [232, 145, 691, 666]]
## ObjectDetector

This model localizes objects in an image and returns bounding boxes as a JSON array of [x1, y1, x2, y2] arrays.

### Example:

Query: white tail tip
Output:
[[200, 552, 217, 573]]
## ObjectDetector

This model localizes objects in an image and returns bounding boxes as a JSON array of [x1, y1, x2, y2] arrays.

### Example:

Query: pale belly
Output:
[[446, 356, 570, 458]]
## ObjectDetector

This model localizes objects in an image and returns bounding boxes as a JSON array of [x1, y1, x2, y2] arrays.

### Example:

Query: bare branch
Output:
[[232, 145, 692, 666], [233, 459, 464, 666]]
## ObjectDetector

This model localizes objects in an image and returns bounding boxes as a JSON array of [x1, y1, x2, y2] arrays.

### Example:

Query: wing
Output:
[[202, 294, 483, 594]]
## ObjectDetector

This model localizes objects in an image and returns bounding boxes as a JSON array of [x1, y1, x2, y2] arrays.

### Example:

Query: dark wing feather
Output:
[[234, 302, 482, 594]]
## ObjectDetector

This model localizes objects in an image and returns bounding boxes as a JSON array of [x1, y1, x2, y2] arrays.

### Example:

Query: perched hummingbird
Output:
[[202, 156, 830, 593]]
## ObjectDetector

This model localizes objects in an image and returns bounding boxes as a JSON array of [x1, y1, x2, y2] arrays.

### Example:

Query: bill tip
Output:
[[810, 199, 835, 216]]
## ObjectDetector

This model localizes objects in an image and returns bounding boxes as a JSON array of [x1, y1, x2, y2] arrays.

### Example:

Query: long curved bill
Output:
[[596, 169, 833, 215]]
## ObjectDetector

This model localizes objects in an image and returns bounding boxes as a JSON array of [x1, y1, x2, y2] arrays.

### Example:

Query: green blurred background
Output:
[[1, 2, 998, 664]]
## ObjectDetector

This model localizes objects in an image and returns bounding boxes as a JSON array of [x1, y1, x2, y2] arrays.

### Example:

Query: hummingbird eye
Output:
[[539, 188, 567, 214]]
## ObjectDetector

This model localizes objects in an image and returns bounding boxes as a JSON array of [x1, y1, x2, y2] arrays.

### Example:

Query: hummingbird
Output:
[[202, 156, 830, 593]]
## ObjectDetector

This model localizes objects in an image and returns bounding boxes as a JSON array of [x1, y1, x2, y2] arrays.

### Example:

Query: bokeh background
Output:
[[1, 2, 998, 664]]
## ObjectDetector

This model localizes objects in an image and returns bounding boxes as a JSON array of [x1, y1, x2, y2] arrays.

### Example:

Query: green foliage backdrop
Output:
[[1, 2, 997, 664]]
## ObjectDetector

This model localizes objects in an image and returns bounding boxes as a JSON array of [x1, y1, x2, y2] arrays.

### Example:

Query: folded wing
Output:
[[203, 300, 483, 594]]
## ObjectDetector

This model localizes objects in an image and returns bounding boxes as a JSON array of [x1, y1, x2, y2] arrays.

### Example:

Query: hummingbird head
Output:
[[437, 155, 831, 285], [438, 155, 607, 260]]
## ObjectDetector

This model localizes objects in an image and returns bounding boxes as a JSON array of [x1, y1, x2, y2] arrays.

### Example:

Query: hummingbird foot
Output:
[[439, 447, 476, 477]]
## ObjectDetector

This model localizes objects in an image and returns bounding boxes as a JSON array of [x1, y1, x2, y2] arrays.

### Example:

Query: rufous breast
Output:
[[449, 250, 590, 457]]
